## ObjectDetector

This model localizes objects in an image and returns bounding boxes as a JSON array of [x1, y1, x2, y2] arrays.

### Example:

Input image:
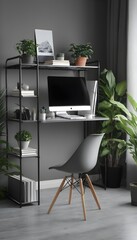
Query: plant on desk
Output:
[[15, 130, 32, 149]]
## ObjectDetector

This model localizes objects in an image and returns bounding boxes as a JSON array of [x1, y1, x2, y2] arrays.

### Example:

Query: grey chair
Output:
[[47, 133, 104, 221]]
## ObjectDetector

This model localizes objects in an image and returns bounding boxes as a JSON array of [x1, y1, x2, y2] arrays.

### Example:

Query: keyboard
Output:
[[56, 113, 86, 120]]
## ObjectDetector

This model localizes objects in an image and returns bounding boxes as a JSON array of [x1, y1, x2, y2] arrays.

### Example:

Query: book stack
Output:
[[8, 175, 37, 203], [11, 89, 35, 97], [13, 147, 38, 157], [44, 59, 70, 66]]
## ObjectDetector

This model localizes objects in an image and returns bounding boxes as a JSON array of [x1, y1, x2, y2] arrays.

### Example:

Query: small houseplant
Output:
[[111, 95, 137, 205], [16, 39, 37, 63], [15, 130, 32, 149], [69, 43, 93, 66], [0, 89, 19, 199], [98, 69, 127, 187]]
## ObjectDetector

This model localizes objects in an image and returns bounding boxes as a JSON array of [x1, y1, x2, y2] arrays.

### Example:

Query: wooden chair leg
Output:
[[85, 174, 101, 209], [79, 177, 86, 221], [47, 176, 66, 214], [68, 175, 74, 204]]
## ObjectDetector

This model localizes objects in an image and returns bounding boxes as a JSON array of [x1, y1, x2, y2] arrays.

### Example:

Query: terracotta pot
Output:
[[75, 57, 88, 66]]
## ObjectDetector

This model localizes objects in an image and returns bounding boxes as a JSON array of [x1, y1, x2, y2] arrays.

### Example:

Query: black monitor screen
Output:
[[47, 76, 90, 112]]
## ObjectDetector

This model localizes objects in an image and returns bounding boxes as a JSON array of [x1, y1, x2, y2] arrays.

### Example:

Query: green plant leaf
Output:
[[116, 81, 127, 96]]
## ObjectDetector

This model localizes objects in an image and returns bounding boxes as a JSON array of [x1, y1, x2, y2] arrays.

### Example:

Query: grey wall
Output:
[[0, 0, 107, 182]]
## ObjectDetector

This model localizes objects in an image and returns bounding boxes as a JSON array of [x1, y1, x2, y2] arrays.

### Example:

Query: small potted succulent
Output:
[[39, 106, 46, 121], [69, 43, 94, 66], [15, 130, 32, 149], [16, 39, 37, 64]]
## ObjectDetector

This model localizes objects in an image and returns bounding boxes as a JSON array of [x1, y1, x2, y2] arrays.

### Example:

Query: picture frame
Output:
[[34, 29, 54, 62]]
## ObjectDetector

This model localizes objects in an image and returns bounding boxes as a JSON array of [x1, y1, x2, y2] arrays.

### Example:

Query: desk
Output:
[[41, 116, 107, 123]]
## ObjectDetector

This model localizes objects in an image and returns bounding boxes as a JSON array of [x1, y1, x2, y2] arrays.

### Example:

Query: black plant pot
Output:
[[130, 183, 137, 206], [101, 166, 122, 188]]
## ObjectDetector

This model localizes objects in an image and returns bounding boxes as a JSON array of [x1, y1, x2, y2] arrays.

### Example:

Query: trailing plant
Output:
[[69, 43, 94, 59], [111, 94, 137, 164], [15, 130, 32, 141], [16, 39, 36, 56], [98, 69, 127, 167], [0, 89, 19, 198]]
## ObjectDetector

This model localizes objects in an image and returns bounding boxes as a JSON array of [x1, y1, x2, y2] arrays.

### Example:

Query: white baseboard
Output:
[[36, 179, 63, 190]]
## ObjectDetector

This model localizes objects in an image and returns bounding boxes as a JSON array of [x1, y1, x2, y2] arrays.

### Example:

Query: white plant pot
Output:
[[17, 140, 30, 149], [39, 113, 46, 121]]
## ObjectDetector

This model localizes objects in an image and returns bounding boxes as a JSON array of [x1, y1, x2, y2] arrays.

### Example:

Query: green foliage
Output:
[[98, 69, 127, 167], [111, 95, 137, 164], [15, 130, 32, 141], [16, 39, 36, 56], [69, 43, 94, 59], [0, 90, 19, 198]]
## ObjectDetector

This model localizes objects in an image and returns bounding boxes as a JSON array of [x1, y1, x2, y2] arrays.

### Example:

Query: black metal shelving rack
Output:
[[5, 56, 40, 207], [5, 58, 105, 207]]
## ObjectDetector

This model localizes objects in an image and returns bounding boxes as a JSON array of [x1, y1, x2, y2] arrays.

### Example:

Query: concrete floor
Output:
[[0, 186, 137, 240]]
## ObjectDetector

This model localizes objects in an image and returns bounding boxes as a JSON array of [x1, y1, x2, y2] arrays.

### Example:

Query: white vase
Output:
[[17, 140, 30, 149], [39, 113, 46, 121]]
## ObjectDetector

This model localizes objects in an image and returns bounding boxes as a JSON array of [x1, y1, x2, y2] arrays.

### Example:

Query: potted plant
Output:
[[16, 39, 37, 64], [69, 43, 93, 66], [15, 130, 32, 149], [98, 69, 127, 188], [39, 106, 46, 121], [0, 89, 19, 199], [111, 95, 137, 205]]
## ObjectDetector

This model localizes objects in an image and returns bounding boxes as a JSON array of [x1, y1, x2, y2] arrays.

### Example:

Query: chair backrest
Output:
[[61, 133, 104, 174]]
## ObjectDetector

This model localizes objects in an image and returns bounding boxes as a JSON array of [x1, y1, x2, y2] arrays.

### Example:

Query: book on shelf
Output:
[[8, 175, 37, 203], [11, 89, 35, 96], [13, 147, 38, 156], [44, 59, 70, 66]]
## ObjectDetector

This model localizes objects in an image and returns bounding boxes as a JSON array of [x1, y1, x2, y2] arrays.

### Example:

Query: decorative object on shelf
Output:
[[56, 53, 65, 60], [14, 106, 31, 120], [98, 68, 127, 188], [31, 108, 37, 121], [17, 82, 29, 91], [16, 39, 37, 64], [46, 111, 55, 119], [0, 89, 19, 199], [35, 29, 54, 63], [21, 83, 29, 90], [44, 59, 70, 66], [111, 94, 137, 205], [39, 106, 46, 121], [69, 43, 93, 66], [15, 130, 32, 149]]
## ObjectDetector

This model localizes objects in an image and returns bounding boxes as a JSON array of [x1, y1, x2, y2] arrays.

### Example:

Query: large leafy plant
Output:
[[98, 69, 127, 167], [0, 89, 19, 198], [111, 95, 137, 164]]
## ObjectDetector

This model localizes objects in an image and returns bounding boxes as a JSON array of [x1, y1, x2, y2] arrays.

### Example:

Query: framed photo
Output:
[[35, 29, 54, 62]]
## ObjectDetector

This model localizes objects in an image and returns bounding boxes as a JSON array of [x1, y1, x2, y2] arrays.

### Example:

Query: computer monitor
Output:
[[47, 76, 91, 112]]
